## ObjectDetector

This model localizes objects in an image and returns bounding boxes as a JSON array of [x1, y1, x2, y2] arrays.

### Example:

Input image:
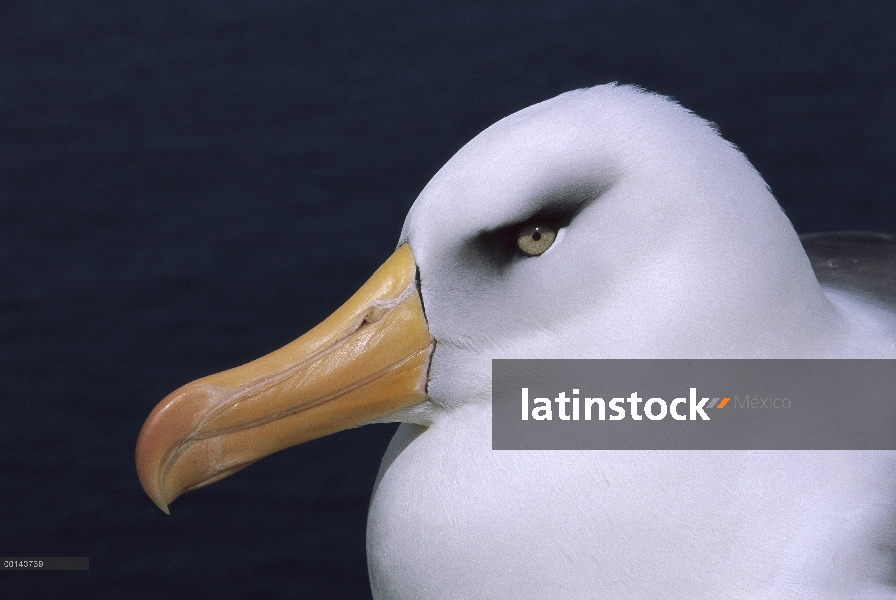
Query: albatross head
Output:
[[396, 84, 849, 421], [136, 83, 871, 512]]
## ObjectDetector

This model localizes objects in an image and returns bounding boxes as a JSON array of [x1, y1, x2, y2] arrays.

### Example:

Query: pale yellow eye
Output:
[[516, 223, 556, 256]]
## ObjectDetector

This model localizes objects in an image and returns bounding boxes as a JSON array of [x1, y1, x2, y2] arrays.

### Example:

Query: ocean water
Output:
[[1, 1, 894, 597]]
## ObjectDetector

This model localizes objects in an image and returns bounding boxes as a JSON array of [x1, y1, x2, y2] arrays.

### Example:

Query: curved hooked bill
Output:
[[135, 244, 434, 513]]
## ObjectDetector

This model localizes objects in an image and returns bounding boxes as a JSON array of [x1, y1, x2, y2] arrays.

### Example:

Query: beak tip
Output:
[[135, 408, 177, 516], [136, 453, 174, 514], [143, 486, 171, 514], [135, 460, 171, 515], [136, 382, 216, 515]]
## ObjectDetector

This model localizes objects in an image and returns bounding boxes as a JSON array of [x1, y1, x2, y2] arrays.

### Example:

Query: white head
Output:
[[399, 84, 850, 415]]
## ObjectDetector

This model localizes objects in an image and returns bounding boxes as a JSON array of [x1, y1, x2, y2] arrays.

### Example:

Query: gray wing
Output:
[[801, 231, 896, 308]]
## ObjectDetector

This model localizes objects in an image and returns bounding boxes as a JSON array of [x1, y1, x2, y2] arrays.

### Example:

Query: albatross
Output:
[[136, 84, 896, 599]]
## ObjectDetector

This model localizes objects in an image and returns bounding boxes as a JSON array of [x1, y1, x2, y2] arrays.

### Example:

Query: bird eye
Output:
[[516, 223, 556, 256]]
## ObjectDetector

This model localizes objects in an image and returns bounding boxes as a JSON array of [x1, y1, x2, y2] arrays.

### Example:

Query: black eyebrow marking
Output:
[[467, 182, 606, 271]]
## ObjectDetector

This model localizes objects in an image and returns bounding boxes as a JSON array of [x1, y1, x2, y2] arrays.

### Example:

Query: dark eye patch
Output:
[[458, 176, 613, 275], [469, 203, 583, 272]]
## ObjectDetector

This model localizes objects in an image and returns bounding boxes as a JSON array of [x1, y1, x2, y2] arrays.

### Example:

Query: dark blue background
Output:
[[1, 1, 894, 597]]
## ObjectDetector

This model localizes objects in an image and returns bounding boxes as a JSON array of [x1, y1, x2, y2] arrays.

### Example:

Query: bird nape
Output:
[[137, 84, 896, 600]]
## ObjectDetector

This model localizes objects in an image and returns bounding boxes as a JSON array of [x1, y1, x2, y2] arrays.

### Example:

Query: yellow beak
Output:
[[135, 244, 433, 513]]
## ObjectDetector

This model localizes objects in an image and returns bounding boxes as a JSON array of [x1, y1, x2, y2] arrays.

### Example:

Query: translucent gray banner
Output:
[[492, 360, 896, 450]]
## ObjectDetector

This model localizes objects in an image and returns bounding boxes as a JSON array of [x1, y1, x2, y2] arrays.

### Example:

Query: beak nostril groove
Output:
[[363, 305, 390, 326]]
